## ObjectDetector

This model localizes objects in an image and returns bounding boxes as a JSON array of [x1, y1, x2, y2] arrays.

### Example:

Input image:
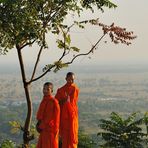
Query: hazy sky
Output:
[[0, 0, 148, 69]]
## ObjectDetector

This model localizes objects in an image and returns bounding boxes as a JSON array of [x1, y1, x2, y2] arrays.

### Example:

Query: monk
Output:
[[55, 72, 79, 148], [36, 82, 60, 148]]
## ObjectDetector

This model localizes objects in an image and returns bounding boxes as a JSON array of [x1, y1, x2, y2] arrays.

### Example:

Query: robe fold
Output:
[[36, 95, 60, 148], [55, 83, 79, 148]]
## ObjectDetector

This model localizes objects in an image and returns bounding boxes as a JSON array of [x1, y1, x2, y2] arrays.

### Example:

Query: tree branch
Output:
[[27, 4, 66, 84], [55, 21, 82, 62], [44, 2, 66, 27], [29, 22, 136, 83], [58, 26, 67, 61], [66, 33, 106, 65], [19, 40, 36, 50], [29, 23, 106, 83], [29, 65, 56, 83], [29, 45, 44, 83]]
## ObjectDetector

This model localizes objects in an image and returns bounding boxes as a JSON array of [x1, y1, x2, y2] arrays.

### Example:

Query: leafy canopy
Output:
[[98, 112, 148, 148], [0, 0, 117, 54]]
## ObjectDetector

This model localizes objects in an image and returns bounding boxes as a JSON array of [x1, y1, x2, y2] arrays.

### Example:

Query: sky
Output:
[[0, 0, 148, 70]]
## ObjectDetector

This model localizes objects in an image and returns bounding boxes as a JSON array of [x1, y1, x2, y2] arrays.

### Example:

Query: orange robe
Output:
[[36, 95, 60, 148], [55, 83, 79, 148]]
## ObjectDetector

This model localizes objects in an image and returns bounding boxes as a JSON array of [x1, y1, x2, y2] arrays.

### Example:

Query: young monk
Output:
[[36, 82, 60, 148], [55, 72, 79, 148]]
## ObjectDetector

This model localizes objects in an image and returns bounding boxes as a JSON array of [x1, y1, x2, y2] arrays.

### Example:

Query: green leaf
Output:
[[65, 34, 71, 45], [56, 39, 65, 49], [43, 64, 54, 72], [53, 61, 68, 73], [70, 46, 80, 52], [9, 121, 22, 134]]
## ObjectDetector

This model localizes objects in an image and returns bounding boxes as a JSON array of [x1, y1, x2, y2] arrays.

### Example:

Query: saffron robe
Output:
[[55, 83, 79, 148], [36, 95, 60, 148]]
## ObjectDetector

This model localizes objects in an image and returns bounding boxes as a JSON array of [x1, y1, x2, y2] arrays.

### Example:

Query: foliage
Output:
[[0, 139, 16, 148], [0, 0, 133, 75], [9, 120, 39, 138], [0, 0, 117, 54], [0, 139, 36, 148], [97, 112, 148, 148], [78, 130, 96, 148], [9, 121, 23, 134]]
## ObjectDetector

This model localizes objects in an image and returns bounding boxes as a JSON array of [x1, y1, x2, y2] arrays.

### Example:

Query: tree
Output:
[[78, 130, 96, 148], [97, 112, 148, 148], [0, 0, 136, 147]]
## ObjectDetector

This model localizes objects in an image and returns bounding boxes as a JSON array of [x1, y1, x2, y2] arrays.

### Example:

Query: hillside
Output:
[[0, 65, 148, 143]]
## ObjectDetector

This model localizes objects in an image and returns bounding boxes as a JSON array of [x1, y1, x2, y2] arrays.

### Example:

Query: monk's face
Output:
[[43, 85, 53, 96], [66, 74, 75, 84]]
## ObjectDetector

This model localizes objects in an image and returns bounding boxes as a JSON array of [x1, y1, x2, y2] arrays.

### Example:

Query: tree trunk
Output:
[[17, 48, 33, 147], [23, 84, 33, 147]]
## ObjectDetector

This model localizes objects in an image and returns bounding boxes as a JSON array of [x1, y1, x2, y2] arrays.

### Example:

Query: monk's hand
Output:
[[59, 98, 68, 105], [36, 126, 42, 133], [36, 121, 42, 133]]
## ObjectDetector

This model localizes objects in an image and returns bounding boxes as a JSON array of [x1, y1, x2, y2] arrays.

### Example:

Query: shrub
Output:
[[97, 112, 148, 148]]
